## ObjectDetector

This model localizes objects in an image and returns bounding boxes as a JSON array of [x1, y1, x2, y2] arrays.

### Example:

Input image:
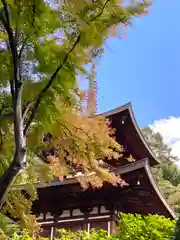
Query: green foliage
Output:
[[56, 229, 110, 240], [12, 231, 32, 240], [174, 217, 180, 240], [10, 213, 176, 240], [162, 164, 180, 186], [142, 126, 180, 213], [10, 229, 111, 240], [142, 127, 178, 164], [0, 0, 151, 237], [118, 213, 175, 240], [0, 213, 19, 240]]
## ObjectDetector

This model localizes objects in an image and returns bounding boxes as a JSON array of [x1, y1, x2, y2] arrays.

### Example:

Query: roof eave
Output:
[[98, 103, 159, 166]]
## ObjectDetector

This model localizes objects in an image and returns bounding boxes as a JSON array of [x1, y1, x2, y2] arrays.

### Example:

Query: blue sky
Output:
[[97, 0, 180, 128]]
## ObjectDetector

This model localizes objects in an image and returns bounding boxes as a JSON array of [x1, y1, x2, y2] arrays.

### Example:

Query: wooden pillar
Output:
[[87, 222, 91, 235], [111, 220, 118, 235], [50, 226, 54, 240], [108, 221, 111, 237]]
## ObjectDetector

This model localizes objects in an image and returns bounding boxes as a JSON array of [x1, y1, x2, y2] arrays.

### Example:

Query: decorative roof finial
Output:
[[87, 62, 97, 116]]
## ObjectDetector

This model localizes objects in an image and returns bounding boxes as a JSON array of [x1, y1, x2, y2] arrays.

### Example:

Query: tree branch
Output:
[[14, 0, 21, 41], [22, 100, 35, 120], [24, 34, 81, 135], [90, 0, 110, 22], [0, 0, 26, 207], [0, 125, 3, 152], [0, 0, 15, 99], [0, 159, 21, 210], [1, 0, 11, 29], [0, 101, 35, 120], [24, 0, 111, 135], [18, 38, 27, 60]]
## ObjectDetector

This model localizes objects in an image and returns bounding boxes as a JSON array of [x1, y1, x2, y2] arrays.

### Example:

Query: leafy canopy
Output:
[[118, 213, 175, 240], [10, 213, 176, 240], [0, 0, 151, 236], [142, 126, 180, 214]]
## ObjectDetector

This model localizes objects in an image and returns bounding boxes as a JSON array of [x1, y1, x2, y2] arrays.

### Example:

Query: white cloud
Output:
[[150, 117, 180, 159]]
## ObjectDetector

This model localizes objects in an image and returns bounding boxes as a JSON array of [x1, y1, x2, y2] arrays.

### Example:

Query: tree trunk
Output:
[[0, 85, 26, 207], [0, 0, 27, 207], [0, 157, 22, 209]]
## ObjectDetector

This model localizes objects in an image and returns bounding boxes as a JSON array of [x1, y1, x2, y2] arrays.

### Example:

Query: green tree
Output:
[[0, 213, 19, 239], [118, 213, 175, 240], [0, 0, 151, 236], [174, 217, 180, 240], [11, 213, 176, 240], [142, 126, 180, 213], [142, 126, 178, 164]]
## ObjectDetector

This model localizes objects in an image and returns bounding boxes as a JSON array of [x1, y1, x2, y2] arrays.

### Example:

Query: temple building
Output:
[[32, 103, 175, 239]]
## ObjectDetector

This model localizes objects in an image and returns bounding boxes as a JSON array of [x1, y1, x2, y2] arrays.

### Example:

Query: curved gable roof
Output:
[[144, 161, 176, 219], [98, 103, 159, 166], [115, 159, 175, 219]]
